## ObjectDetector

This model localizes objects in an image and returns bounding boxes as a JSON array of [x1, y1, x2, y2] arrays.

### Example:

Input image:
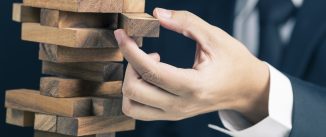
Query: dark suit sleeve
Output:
[[288, 76, 326, 137]]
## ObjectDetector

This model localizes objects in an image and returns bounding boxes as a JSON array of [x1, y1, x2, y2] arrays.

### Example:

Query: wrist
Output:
[[234, 60, 270, 123]]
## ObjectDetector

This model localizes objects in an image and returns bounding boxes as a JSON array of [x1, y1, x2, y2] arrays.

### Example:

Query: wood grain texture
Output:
[[6, 108, 35, 127], [34, 113, 57, 132], [123, 0, 145, 13], [92, 97, 123, 116], [40, 77, 122, 98], [39, 44, 123, 63], [120, 13, 160, 37], [24, 0, 123, 13], [12, 3, 40, 22], [34, 131, 115, 137], [22, 23, 118, 48], [5, 89, 92, 117], [22, 23, 142, 48], [42, 61, 124, 82], [41, 9, 118, 29], [34, 115, 116, 137], [57, 116, 135, 136]]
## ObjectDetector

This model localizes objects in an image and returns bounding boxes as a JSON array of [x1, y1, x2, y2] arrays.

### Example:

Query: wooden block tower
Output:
[[6, 1, 160, 137]]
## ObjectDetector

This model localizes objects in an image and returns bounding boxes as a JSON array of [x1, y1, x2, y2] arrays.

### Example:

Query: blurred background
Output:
[[1, 0, 42, 136], [0, 0, 230, 137]]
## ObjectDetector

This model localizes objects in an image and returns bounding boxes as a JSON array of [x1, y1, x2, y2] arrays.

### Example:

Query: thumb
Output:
[[153, 8, 214, 56]]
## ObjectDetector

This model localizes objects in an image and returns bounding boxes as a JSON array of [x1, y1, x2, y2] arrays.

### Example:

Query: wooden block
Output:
[[40, 77, 122, 98], [22, 23, 118, 48], [12, 3, 40, 22], [57, 116, 135, 136], [120, 13, 160, 37], [23, 0, 123, 13], [123, 0, 145, 13], [42, 62, 124, 82], [34, 131, 115, 137], [22, 23, 142, 48], [39, 44, 123, 63], [41, 9, 118, 29], [34, 114, 116, 137], [34, 113, 57, 132], [5, 89, 92, 117], [92, 97, 123, 116], [6, 108, 35, 127]]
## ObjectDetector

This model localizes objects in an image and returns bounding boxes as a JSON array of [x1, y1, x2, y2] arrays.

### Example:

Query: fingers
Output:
[[153, 8, 214, 55], [122, 97, 166, 121], [114, 30, 198, 95], [124, 63, 179, 110], [122, 54, 182, 121]]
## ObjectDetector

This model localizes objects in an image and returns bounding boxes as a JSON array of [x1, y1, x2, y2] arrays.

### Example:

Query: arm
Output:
[[214, 64, 293, 137], [114, 8, 326, 136], [211, 70, 326, 137], [289, 76, 326, 137]]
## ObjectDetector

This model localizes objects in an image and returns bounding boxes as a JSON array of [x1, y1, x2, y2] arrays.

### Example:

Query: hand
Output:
[[114, 8, 270, 123]]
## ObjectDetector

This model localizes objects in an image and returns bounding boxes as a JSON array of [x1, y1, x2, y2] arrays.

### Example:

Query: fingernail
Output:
[[114, 30, 122, 45], [157, 8, 172, 19]]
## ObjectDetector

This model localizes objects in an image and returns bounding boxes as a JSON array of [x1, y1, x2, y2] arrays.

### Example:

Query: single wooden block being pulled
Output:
[[34, 113, 57, 132], [6, 108, 35, 127], [34, 131, 116, 137], [42, 61, 124, 82], [5, 89, 92, 117], [12, 3, 40, 22], [24, 0, 145, 13], [22, 23, 143, 48], [57, 116, 135, 136], [120, 13, 160, 37], [40, 77, 122, 98], [41, 9, 118, 29], [23, 0, 124, 13], [92, 97, 123, 116], [22, 23, 118, 48], [39, 44, 123, 63]]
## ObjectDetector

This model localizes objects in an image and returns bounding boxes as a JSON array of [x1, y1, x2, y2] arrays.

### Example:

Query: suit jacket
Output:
[[118, 0, 326, 137]]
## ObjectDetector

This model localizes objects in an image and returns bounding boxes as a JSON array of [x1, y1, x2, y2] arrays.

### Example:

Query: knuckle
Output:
[[181, 13, 192, 36], [122, 102, 132, 116]]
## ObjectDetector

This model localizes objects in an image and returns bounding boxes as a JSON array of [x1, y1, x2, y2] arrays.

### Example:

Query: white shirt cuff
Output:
[[209, 63, 293, 137]]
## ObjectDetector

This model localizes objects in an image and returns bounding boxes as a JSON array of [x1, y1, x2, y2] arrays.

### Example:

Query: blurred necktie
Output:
[[258, 0, 297, 68]]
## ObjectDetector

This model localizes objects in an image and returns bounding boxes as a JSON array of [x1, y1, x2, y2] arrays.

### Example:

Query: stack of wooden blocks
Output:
[[5, 0, 160, 137]]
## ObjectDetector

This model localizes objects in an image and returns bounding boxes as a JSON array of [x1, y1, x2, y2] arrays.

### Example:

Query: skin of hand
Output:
[[114, 8, 270, 124]]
